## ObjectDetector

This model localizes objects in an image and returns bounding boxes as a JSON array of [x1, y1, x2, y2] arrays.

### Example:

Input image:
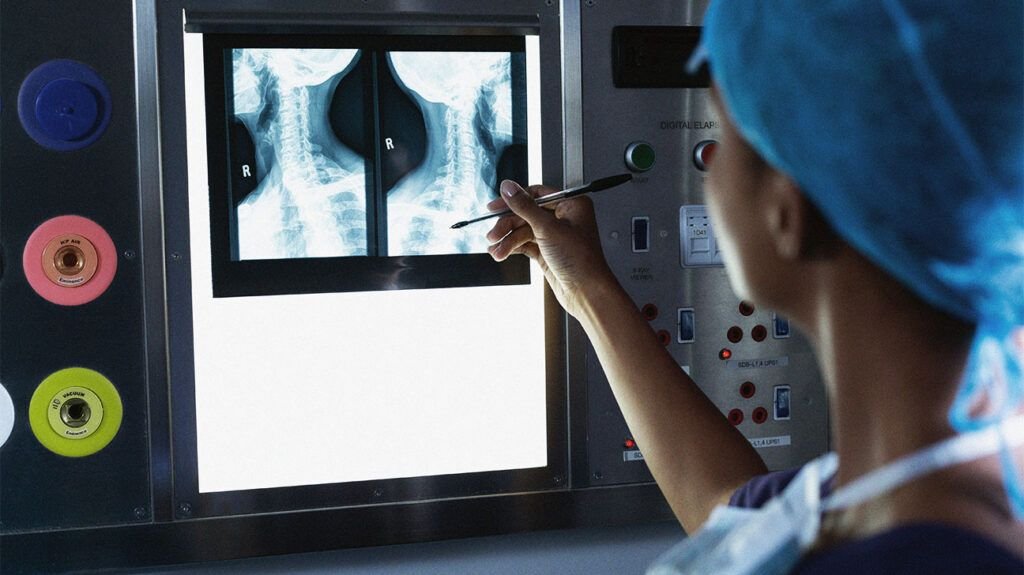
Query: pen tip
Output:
[[451, 222, 465, 229]]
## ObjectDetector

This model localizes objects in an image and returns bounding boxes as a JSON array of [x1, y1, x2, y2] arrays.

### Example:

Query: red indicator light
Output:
[[624, 439, 637, 449], [719, 348, 733, 360]]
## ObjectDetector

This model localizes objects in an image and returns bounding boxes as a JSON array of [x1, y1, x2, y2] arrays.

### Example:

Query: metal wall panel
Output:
[[576, 0, 829, 486]]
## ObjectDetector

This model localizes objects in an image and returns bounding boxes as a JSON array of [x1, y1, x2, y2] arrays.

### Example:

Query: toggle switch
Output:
[[773, 386, 792, 420], [772, 313, 791, 339], [677, 308, 695, 343], [632, 216, 650, 252]]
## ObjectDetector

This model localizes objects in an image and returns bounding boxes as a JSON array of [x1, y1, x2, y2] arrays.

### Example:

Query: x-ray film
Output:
[[231, 48, 369, 259], [204, 35, 532, 297], [226, 44, 527, 260], [385, 51, 520, 256]]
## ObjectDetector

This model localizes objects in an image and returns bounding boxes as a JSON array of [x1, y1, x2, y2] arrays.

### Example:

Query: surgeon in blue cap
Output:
[[486, 0, 1023, 572]]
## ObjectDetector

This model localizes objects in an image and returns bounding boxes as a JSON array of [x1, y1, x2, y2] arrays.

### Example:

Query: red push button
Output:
[[693, 140, 718, 171]]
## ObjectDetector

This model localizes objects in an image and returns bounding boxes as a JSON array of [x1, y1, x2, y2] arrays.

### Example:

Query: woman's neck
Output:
[[802, 251, 1024, 556], [810, 254, 973, 487]]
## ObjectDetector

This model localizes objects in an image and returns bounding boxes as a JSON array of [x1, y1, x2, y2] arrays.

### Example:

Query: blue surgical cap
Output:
[[699, 0, 1024, 511]]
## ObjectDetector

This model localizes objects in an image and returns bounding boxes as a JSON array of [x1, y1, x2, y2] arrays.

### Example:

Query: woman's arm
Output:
[[487, 180, 767, 532]]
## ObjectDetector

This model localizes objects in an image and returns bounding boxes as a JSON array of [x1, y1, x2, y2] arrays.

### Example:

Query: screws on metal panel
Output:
[[177, 502, 192, 517], [134, 506, 147, 520], [123, 249, 136, 260], [553, 475, 564, 485], [592, 471, 603, 480]]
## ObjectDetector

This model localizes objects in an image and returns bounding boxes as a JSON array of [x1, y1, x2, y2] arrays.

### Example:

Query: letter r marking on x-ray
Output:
[[385, 138, 395, 151], [242, 164, 252, 178]]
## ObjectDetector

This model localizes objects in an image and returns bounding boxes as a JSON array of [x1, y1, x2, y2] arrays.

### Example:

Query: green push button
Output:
[[625, 141, 656, 172]]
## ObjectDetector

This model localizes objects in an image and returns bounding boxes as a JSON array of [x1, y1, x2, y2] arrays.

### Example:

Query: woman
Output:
[[485, 0, 1023, 572]]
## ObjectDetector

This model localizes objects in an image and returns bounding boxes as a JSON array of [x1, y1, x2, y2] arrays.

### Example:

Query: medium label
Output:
[[727, 356, 790, 370], [749, 435, 791, 449], [623, 450, 645, 462]]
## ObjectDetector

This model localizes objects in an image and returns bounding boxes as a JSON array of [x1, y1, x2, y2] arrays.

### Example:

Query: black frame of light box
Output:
[[203, 33, 530, 297]]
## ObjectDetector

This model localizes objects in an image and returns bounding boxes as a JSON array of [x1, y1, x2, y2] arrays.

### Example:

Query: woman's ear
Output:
[[763, 171, 806, 261], [764, 170, 842, 261]]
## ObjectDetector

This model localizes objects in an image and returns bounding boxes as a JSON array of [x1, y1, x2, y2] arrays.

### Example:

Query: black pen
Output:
[[450, 173, 633, 229]]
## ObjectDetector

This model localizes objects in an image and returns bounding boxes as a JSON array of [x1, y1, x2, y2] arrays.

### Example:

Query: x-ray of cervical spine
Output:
[[230, 47, 517, 259], [386, 52, 514, 255], [233, 49, 368, 259]]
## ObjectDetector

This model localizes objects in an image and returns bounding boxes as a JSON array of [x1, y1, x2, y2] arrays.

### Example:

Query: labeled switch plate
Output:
[[679, 205, 724, 267]]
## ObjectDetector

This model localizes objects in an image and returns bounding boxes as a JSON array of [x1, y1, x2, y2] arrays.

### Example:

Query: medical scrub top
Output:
[[730, 469, 1024, 574]]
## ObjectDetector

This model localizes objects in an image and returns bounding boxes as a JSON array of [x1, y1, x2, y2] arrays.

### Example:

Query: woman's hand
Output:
[[486, 179, 617, 318]]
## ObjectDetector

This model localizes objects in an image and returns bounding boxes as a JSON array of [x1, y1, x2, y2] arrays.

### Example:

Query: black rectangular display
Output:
[[612, 26, 710, 88]]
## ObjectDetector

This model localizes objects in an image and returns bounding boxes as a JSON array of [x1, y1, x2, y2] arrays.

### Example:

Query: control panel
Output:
[[576, 1, 829, 487]]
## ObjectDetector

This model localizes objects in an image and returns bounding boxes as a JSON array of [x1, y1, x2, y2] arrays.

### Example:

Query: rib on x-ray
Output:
[[232, 48, 368, 260], [385, 52, 514, 256]]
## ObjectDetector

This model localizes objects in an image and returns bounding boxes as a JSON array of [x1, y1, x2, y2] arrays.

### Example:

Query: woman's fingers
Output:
[[527, 184, 561, 200], [487, 213, 524, 243], [485, 196, 508, 212], [488, 223, 537, 262], [502, 181, 555, 228], [485, 182, 560, 243]]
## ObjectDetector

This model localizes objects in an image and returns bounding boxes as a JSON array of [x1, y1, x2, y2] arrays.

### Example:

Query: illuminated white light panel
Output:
[[184, 33, 547, 493]]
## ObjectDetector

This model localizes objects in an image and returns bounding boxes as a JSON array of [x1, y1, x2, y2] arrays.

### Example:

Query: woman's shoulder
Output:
[[793, 523, 1024, 575], [729, 470, 1024, 573], [729, 466, 808, 508]]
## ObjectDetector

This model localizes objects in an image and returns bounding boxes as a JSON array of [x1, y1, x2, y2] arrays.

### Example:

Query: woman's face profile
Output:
[[703, 86, 779, 307]]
